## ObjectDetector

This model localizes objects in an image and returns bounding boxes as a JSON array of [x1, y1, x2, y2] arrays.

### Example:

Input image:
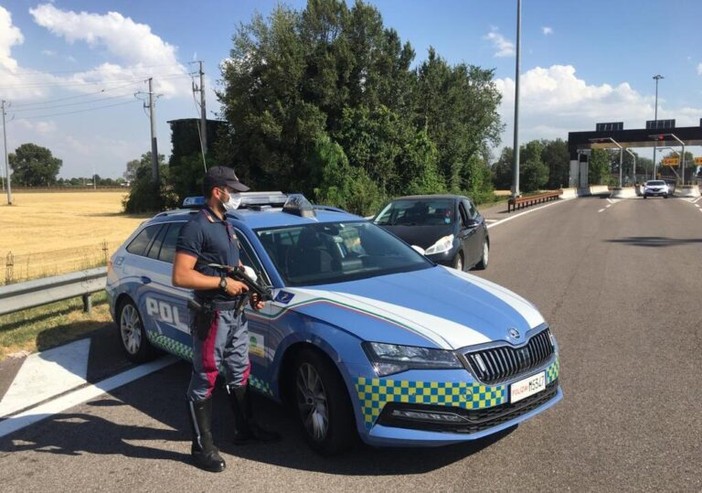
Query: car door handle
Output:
[[140, 276, 152, 284]]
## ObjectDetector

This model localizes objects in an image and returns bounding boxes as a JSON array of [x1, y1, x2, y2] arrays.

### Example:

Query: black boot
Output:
[[187, 398, 226, 472], [226, 384, 281, 445]]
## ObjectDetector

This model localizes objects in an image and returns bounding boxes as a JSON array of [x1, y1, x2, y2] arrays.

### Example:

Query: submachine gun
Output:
[[187, 264, 273, 339], [209, 263, 273, 305]]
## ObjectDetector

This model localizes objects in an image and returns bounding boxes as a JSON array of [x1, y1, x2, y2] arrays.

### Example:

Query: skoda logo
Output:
[[507, 328, 520, 342]]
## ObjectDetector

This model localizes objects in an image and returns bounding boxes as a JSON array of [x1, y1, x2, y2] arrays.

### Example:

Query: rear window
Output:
[[374, 199, 454, 226], [126, 222, 184, 264]]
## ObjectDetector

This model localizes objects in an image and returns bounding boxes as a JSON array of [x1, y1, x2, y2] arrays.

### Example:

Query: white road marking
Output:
[[0, 355, 178, 438], [0, 339, 90, 417], [487, 199, 568, 229]]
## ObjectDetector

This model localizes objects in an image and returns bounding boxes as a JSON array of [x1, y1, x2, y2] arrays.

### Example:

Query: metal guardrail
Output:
[[507, 190, 562, 213], [0, 267, 107, 317]]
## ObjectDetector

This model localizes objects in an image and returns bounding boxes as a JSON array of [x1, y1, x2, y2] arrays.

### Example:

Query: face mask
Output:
[[222, 194, 241, 211]]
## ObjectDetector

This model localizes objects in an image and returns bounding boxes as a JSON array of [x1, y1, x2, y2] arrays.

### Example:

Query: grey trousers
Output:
[[187, 309, 250, 402]]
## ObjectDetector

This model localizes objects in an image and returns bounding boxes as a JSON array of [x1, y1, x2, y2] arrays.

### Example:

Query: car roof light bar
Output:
[[182, 191, 289, 210], [283, 193, 316, 218]]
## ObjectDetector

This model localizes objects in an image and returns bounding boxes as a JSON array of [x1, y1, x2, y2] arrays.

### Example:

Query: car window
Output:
[[145, 223, 168, 260], [375, 199, 454, 226], [458, 203, 470, 226], [256, 221, 431, 286], [158, 222, 184, 264], [126, 224, 162, 256], [462, 199, 478, 220], [236, 231, 271, 286]]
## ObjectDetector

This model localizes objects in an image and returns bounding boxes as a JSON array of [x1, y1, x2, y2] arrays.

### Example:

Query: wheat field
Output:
[[0, 191, 149, 284]]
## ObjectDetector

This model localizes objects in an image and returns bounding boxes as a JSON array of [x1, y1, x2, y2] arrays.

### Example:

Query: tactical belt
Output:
[[195, 298, 242, 311]]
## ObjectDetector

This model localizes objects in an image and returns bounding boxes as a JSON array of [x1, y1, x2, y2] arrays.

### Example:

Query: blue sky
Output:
[[1, 0, 701, 179]]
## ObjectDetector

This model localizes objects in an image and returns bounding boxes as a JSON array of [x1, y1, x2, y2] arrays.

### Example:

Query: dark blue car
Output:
[[373, 195, 489, 271]]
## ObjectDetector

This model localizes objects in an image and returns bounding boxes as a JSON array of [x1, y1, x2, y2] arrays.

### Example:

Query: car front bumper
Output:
[[352, 358, 561, 447]]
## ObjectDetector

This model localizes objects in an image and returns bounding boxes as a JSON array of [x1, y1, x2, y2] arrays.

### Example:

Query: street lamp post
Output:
[[657, 146, 682, 184], [652, 74, 664, 179], [511, 0, 521, 199], [589, 137, 623, 188], [624, 148, 637, 184], [665, 133, 686, 185]]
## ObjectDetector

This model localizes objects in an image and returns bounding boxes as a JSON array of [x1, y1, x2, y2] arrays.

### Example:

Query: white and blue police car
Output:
[[106, 192, 562, 454]]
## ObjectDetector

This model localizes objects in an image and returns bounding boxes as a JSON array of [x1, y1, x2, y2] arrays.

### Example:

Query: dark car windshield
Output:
[[256, 221, 432, 286], [374, 199, 454, 226]]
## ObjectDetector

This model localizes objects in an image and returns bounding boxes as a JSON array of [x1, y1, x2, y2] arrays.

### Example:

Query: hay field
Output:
[[0, 191, 148, 283]]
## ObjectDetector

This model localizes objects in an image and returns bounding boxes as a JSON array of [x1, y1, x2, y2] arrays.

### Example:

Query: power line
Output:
[[12, 92, 137, 113], [10, 82, 142, 108], [0, 71, 191, 90], [17, 99, 141, 119]]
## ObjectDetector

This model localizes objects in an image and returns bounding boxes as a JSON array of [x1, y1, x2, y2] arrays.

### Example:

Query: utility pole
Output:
[[2, 99, 12, 205], [146, 77, 159, 185], [197, 61, 207, 156]]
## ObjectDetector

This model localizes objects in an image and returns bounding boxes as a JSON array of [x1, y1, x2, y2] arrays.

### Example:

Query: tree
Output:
[[491, 147, 514, 190], [588, 148, 612, 185], [9, 143, 62, 186], [519, 140, 548, 192], [122, 151, 170, 213], [216, 0, 504, 206], [541, 139, 569, 189]]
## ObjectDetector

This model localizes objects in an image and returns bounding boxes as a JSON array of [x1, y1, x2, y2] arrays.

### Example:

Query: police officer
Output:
[[172, 166, 279, 473]]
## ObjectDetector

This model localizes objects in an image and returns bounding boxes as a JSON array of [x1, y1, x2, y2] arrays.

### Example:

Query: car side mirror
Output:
[[465, 218, 479, 228]]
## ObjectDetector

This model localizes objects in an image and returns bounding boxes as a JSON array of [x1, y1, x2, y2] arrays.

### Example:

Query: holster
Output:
[[189, 299, 216, 341]]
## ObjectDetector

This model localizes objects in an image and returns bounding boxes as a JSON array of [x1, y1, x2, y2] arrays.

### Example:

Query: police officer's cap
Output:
[[203, 166, 249, 193]]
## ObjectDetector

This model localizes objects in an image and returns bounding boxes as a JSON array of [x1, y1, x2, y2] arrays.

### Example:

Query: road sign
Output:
[[694, 157, 702, 165], [662, 157, 679, 166]]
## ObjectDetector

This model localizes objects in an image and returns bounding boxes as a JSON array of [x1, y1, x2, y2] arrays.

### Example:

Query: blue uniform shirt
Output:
[[176, 206, 240, 302]]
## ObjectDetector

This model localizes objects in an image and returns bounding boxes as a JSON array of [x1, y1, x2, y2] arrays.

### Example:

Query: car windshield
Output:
[[256, 221, 432, 286], [646, 180, 666, 186], [374, 199, 454, 226]]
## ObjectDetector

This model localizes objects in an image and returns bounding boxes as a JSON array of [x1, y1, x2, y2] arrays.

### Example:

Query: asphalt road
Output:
[[1, 195, 700, 492]]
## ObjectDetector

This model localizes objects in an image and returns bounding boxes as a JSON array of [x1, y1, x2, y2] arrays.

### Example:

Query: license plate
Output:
[[510, 371, 546, 404]]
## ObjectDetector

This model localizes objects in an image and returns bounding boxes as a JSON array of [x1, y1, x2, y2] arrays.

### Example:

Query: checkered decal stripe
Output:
[[150, 334, 193, 361], [546, 358, 559, 384], [355, 358, 559, 428], [249, 375, 273, 396]]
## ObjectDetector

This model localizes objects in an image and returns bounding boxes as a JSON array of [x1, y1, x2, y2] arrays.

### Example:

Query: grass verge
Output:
[[0, 292, 113, 362]]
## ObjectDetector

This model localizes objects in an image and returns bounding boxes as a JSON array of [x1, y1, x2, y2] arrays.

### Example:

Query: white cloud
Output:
[[542, 26, 553, 35], [494, 64, 702, 152], [29, 3, 188, 97], [0, 6, 23, 71], [698, 63, 702, 75], [484, 28, 515, 58]]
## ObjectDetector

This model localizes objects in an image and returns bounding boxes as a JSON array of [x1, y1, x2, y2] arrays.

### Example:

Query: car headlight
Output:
[[424, 234, 455, 255], [362, 341, 462, 376]]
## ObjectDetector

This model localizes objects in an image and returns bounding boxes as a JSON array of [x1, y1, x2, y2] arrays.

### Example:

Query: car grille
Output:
[[462, 328, 555, 385], [376, 379, 559, 434]]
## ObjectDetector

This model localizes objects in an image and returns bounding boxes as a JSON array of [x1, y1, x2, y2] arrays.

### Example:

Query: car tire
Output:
[[643, 195, 647, 199], [117, 299, 157, 363], [664, 194, 668, 199], [452, 252, 464, 271], [475, 239, 489, 270], [293, 348, 357, 455]]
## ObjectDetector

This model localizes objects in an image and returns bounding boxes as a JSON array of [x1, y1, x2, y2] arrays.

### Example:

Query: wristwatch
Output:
[[218, 275, 227, 292]]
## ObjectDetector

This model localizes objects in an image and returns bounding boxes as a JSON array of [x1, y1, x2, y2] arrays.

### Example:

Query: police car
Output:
[[106, 192, 562, 454]]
